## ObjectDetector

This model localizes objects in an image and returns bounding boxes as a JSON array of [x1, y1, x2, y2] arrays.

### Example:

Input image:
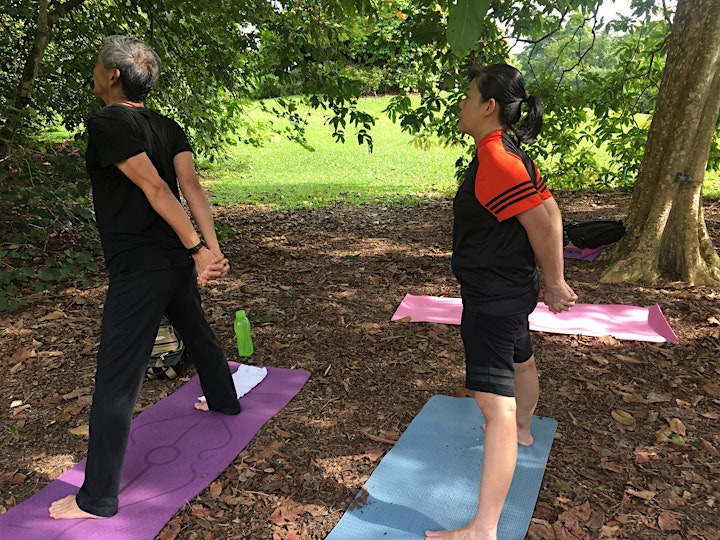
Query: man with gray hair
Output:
[[49, 35, 242, 520]]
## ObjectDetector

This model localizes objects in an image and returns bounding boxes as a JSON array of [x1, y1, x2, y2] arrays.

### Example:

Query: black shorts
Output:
[[461, 306, 534, 397]]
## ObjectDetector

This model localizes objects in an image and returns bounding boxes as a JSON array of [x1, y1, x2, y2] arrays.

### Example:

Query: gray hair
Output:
[[99, 35, 161, 102]]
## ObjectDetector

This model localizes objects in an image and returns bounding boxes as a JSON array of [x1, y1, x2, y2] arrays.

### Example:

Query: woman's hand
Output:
[[543, 280, 578, 314], [192, 247, 230, 285]]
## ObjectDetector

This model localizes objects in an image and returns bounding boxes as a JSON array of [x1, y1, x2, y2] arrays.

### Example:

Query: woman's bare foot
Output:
[[454, 386, 475, 398], [194, 401, 209, 411], [49, 495, 106, 520], [478, 422, 533, 446], [517, 427, 534, 446], [425, 526, 494, 539]]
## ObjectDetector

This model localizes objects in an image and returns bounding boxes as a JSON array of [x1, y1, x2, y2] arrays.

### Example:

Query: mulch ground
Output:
[[2, 190, 719, 539]]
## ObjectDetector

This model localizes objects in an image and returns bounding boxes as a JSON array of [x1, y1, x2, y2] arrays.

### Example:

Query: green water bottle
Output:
[[234, 310, 254, 357]]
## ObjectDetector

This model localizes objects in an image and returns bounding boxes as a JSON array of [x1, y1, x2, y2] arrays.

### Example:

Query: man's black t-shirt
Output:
[[86, 105, 193, 275]]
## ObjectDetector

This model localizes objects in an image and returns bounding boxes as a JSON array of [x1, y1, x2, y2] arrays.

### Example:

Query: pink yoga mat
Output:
[[0, 364, 310, 540], [391, 294, 677, 343]]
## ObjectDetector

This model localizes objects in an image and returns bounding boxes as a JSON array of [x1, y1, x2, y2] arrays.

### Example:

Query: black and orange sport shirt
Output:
[[452, 130, 551, 315]]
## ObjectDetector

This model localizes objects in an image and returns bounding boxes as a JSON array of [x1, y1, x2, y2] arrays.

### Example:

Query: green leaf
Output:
[[447, 0, 492, 50], [9, 426, 19, 440], [38, 268, 58, 281]]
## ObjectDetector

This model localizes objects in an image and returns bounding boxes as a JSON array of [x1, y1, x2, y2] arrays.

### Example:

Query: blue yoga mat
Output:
[[326, 395, 557, 540]]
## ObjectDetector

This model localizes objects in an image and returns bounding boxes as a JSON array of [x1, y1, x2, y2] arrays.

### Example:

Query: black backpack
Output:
[[563, 220, 626, 249]]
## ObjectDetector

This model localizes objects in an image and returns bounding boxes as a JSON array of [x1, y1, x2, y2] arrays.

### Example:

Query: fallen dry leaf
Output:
[[362, 448, 386, 461], [657, 510, 681, 531], [611, 409, 636, 427], [39, 310, 67, 321], [190, 505, 212, 518], [656, 490, 686, 509], [655, 425, 674, 443], [599, 524, 620, 538], [533, 502, 557, 521], [68, 425, 89, 437], [634, 450, 659, 463], [586, 509, 605, 530], [590, 354, 609, 366], [669, 417, 686, 436], [11, 473, 27, 485], [348, 486, 370, 511], [646, 392, 671, 403], [702, 383, 720, 397], [274, 427, 294, 438], [556, 500, 592, 531], [362, 430, 398, 445], [7, 346, 34, 366], [12, 404, 31, 415], [615, 353, 641, 364], [593, 335, 618, 347], [256, 440, 287, 460], [158, 517, 182, 540], [208, 480, 222, 499], [527, 518, 555, 539], [599, 459, 625, 474], [626, 488, 656, 501], [700, 438, 719, 455], [62, 387, 92, 400], [268, 501, 304, 526]]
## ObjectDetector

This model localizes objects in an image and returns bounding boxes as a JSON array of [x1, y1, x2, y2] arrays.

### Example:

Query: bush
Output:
[[0, 140, 101, 311]]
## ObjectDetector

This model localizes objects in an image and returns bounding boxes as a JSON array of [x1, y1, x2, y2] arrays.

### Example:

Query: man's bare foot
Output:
[[425, 526, 494, 539], [194, 401, 209, 411], [49, 495, 106, 520]]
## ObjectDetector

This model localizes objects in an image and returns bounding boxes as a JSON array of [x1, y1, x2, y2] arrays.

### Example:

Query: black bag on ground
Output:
[[147, 317, 190, 380], [563, 220, 626, 249]]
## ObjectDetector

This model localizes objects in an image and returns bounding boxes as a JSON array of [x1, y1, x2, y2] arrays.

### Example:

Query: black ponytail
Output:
[[468, 64, 543, 145], [515, 94, 543, 145]]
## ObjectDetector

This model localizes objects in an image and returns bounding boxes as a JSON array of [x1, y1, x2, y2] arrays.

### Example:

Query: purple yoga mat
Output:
[[563, 242, 610, 261], [391, 294, 677, 342], [0, 364, 310, 540]]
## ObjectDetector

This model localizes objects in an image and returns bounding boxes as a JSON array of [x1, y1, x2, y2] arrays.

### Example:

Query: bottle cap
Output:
[[236, 310, 245, 318]]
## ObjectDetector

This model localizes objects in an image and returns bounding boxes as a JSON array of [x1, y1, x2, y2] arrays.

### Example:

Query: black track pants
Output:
[[76, 265, 240, 517]]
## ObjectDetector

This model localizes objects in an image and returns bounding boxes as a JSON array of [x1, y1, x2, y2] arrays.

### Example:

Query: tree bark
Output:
[[600, 0, 720, 286]]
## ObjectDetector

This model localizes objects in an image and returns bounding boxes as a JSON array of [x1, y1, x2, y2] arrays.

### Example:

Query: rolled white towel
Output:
[[198, 364, 268, 402]]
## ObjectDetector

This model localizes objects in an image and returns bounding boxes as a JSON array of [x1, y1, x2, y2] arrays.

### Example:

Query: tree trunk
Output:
[[0, 0, 86, 154], [600, 0, 720, 286]]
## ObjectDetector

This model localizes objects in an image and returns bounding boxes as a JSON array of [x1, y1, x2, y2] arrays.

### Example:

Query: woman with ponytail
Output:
[[426, 64, 577, 540]]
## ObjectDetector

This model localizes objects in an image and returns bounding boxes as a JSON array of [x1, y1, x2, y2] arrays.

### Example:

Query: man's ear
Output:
[[110, 68, 121, 83]]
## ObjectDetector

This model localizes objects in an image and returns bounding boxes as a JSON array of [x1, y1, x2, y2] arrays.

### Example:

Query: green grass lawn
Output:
[[201, 96, 466, 209], [41, 96, 720, 204], [202, 96, 720, 207]]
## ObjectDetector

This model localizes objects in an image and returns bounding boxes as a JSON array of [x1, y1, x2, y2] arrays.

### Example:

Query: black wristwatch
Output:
[[187, 241, 205, 255]]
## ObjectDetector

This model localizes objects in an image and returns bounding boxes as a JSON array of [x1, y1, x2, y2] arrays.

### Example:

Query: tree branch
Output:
[[49, 0, 88, 24]]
